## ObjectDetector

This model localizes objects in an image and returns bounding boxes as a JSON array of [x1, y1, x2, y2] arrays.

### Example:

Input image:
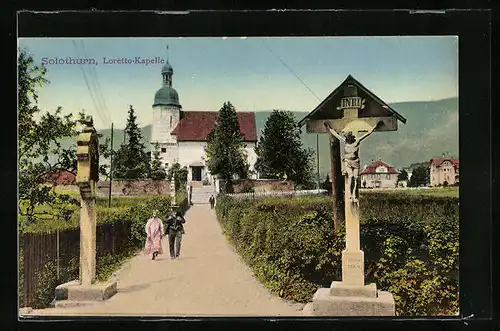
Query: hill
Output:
[[52, 97, 459, 179]]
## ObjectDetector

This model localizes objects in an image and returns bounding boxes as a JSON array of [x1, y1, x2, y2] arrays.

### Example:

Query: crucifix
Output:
[[324, 95, 386, 286], [324, 120, 381, 204], [299, 76, 405, 315]]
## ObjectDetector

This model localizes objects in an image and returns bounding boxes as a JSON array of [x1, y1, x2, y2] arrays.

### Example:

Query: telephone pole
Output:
[[316, 134, 320, 190], [108, 122, 114, 208]]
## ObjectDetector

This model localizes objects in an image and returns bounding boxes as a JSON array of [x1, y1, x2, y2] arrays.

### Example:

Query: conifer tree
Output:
[[112, 106, 149, 179], [255, 110, 314, 188], [148, 142, 167, 180], [205, 101, 249, 192]]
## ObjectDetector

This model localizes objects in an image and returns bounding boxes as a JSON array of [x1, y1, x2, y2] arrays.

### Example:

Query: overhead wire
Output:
[[72, 40, 108, 127], [80, 40, 112, 126]]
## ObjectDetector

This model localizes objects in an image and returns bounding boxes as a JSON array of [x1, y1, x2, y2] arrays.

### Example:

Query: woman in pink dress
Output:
[[144, 210, 165, 260]]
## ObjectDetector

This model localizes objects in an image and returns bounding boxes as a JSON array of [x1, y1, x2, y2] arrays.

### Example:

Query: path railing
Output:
[[224, 189, 328, 199]]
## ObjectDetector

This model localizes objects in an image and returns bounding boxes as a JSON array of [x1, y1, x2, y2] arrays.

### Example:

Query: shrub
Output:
[[216, 192, 458, 316], [32, 258, 78, 309]]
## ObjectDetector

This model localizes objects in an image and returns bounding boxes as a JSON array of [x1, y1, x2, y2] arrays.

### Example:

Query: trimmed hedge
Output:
[[19, 192, 190, 309], [216, 192, 459, 316]]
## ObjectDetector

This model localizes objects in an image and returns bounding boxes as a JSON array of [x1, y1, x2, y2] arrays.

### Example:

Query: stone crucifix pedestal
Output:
[[299, 76, 407, 316], [52, 116, 117, 308]]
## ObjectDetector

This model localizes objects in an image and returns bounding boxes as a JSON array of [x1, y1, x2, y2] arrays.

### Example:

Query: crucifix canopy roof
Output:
[[298, 75, 407, 129]]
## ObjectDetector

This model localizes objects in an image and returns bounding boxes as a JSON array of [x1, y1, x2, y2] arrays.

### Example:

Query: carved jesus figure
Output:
[[324, 121, 382, 203]]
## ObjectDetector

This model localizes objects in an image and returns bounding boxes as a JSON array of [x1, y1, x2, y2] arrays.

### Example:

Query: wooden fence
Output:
[[19, 220, 132, 308]]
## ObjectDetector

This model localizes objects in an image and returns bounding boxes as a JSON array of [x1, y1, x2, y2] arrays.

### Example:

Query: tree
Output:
[[18, 50, 86, 224], [205, 101, 249, 193], [112, 106, 150, 179], [148, 143, 167, 180], [397, 169, 409, 184], [166, 162, 188, 191], [408, 165, 428, 187], [255, 110, 314, 188]]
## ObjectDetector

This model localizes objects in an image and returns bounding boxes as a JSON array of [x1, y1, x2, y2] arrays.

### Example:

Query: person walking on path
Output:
[[144, 210, 165, 260], [209, 195, 215, 209], [189, 185, 193, 205], [166, 207, 186, 259]]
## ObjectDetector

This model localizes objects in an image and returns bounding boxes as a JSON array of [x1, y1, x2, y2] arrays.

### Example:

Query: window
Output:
[[386, 174, 390, 180], [161, 148, 167, 153]]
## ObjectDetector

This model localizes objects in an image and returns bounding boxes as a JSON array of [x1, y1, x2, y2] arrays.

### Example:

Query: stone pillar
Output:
[[79, 185, 96, 286], [342, 182, 364, 286], [52, 116, 117, 308]]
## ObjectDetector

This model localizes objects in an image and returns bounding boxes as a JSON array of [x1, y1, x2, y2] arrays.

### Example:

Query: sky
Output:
[[18, 37, 458, 130]]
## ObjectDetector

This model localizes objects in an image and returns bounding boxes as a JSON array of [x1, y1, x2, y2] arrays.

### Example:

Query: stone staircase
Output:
[[191, 186, 216, 204]]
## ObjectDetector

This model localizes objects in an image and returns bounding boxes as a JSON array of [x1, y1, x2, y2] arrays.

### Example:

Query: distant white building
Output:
[[150, 60, 258, 187], [360, 160, 399, 189], [429, 157, 459, 186]]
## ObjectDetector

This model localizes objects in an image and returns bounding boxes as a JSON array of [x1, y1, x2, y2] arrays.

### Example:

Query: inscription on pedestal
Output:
[[342, 250, 364, 286]]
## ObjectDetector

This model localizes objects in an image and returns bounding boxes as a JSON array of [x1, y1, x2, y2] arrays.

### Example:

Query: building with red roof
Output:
[[360, 160, 399, 189], [43, 169, 76, 185], [151, 60, 258, 187], [429, 157, 459, 186]]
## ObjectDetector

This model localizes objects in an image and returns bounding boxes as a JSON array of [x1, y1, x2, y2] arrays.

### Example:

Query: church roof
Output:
[[171, 111, 257, 142], [161, 62, 173, 74], [153, 86, 181, 108]]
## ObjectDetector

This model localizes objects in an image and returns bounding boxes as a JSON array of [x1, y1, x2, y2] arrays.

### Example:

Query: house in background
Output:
[[360, 160, 399, 189], [43, 169, 76, 185], [150, 59, 258, 187], [429, 157, 459, 186]]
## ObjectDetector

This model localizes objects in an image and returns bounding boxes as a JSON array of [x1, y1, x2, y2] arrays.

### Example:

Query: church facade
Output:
[[151, 61, 258, 187]]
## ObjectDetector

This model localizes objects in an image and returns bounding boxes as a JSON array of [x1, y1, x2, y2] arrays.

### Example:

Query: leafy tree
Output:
[[18, 49, 82, 223], [205, 101, 249, 193], [166, 162, 188, 191], [112, 106, 150, 179], [148, 143, 167, 180], [255, 110, 314, 188], [397, 169, 409, 184], [408, 165, 428, 187]]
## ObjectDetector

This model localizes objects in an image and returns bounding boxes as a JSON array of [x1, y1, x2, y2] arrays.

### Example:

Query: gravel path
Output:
[[25, 205, 304, 317]]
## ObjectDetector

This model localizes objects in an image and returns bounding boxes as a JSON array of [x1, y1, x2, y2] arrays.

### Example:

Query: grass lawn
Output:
[[360, 186, 459, 198]]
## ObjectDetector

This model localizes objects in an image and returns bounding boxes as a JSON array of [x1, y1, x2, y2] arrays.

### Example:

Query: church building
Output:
[[151, 60, 258, 187]]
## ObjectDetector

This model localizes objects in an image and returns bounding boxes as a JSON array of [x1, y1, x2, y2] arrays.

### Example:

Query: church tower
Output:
[[151, 57, 181, 169]]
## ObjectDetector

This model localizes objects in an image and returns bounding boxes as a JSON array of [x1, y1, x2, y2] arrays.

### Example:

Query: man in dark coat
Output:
[[165, 206, 186, 259], [209, 195, 215, 209]]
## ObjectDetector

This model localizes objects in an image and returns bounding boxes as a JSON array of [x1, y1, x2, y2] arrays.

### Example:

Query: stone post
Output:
[[79, 184, 97, 285], [342, 183, 364, 287], [52, 116, 117, 307]]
